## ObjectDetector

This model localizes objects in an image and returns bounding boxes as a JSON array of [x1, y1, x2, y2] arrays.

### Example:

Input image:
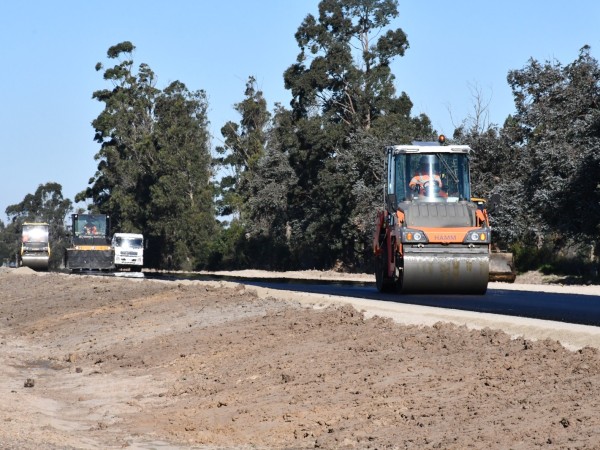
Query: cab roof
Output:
[[386, 143, 472, 155], [113, 232, 143, 238]]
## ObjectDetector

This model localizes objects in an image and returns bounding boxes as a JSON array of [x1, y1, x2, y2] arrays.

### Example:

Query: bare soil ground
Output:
[[1, 267, 600, 449]]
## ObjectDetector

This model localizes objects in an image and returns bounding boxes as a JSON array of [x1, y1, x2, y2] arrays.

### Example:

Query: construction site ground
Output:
[[1, 267, 600, 449]]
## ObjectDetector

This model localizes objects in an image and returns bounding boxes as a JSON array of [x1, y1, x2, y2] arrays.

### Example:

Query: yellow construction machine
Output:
[[20, 222, 50, 270], [64, 214, 115, 271]]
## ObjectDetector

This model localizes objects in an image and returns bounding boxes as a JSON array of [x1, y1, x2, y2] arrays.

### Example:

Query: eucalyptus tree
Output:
[[243, 108, 299, 268], [79, 42, 215, 269], [278, 0, 432, 268], [216, 76, 271, 220], [454, 46, 600, 268], [506, 45, 600, 252], [454, 124, 526, 247], [148, 81, 215, 269], [77, 41, 159, 232], [284, 0, 410, 130], [6, 182, 72, 224]]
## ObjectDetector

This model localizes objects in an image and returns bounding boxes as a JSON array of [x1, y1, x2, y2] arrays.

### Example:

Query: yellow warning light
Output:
[[438, 134, 446, 145]]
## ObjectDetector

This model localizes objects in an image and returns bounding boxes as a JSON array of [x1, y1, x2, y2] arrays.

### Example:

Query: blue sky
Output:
[[1, 1, 599, 221]]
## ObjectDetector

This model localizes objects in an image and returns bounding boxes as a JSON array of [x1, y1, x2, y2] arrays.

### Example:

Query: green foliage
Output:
[[67, 15, 600, 278], [215, 76, 271, 220], [452, 46, 600, 274], [246, 0, 432, 271], [505, 46, 600, 245], [284, 0, 408, 131], [79, 42, 215, 270], [511, 242, 554, 273], [147, 82, 215, 269], [211, 77, 274, 267], [512, 241, 598, 281], [206, 220, 246, 270], [208, 2, 436, 271], [79, 43, 159, 225], [0, 220, 15, 265]]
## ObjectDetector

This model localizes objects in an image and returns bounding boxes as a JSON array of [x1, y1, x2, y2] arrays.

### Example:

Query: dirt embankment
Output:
[[1, 268, 600, 449]]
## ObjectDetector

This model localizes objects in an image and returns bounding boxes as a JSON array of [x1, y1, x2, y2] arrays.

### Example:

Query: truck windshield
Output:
[[392, 152, 471, 203], [114, 238, 143, 249]]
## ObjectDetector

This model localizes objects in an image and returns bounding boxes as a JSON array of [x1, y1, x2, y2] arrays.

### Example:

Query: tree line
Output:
[[2, 0, 599, 278]]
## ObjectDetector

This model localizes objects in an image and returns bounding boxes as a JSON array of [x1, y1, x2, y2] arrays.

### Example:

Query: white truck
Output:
[[111, 233, 144, 272]]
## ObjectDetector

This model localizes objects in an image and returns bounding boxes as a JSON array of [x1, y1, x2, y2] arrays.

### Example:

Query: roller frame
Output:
[[65, 249, 115, 271]]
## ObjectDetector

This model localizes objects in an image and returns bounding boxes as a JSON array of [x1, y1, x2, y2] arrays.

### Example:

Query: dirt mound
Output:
[[0, 272, 599, 448], [0, 265, 42, 276]]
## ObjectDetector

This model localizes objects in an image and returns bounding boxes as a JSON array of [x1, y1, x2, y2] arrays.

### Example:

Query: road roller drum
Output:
[[400, 247, 489, 294], [21, 254, 50, 271]]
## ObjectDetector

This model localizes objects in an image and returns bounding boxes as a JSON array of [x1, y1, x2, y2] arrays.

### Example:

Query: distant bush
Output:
[[513, 242, 599, 281]]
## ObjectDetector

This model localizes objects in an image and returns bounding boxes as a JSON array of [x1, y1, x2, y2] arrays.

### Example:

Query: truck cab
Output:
[[112, 233, 144, 272]]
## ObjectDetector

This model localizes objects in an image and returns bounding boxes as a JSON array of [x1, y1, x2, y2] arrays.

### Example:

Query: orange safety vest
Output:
[[409, 173, 442, 190]]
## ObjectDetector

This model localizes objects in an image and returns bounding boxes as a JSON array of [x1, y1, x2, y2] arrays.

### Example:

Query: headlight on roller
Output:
[[402, 229, 428, 243], [464, 229, 490, 244]]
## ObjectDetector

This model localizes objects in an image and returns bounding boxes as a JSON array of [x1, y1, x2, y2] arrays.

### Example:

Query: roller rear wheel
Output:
[[375, 245, 398, 293]]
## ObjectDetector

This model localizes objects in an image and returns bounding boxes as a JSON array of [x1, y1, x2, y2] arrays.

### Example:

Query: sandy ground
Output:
[[1, 267, 600, 449]]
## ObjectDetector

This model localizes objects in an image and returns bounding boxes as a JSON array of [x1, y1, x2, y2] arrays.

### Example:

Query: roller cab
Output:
[[373, 137, 490, 294], [20, 222, 50, 271]]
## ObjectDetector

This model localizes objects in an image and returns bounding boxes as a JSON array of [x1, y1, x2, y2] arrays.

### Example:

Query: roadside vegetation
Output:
[[1, 0, 599, 280]]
